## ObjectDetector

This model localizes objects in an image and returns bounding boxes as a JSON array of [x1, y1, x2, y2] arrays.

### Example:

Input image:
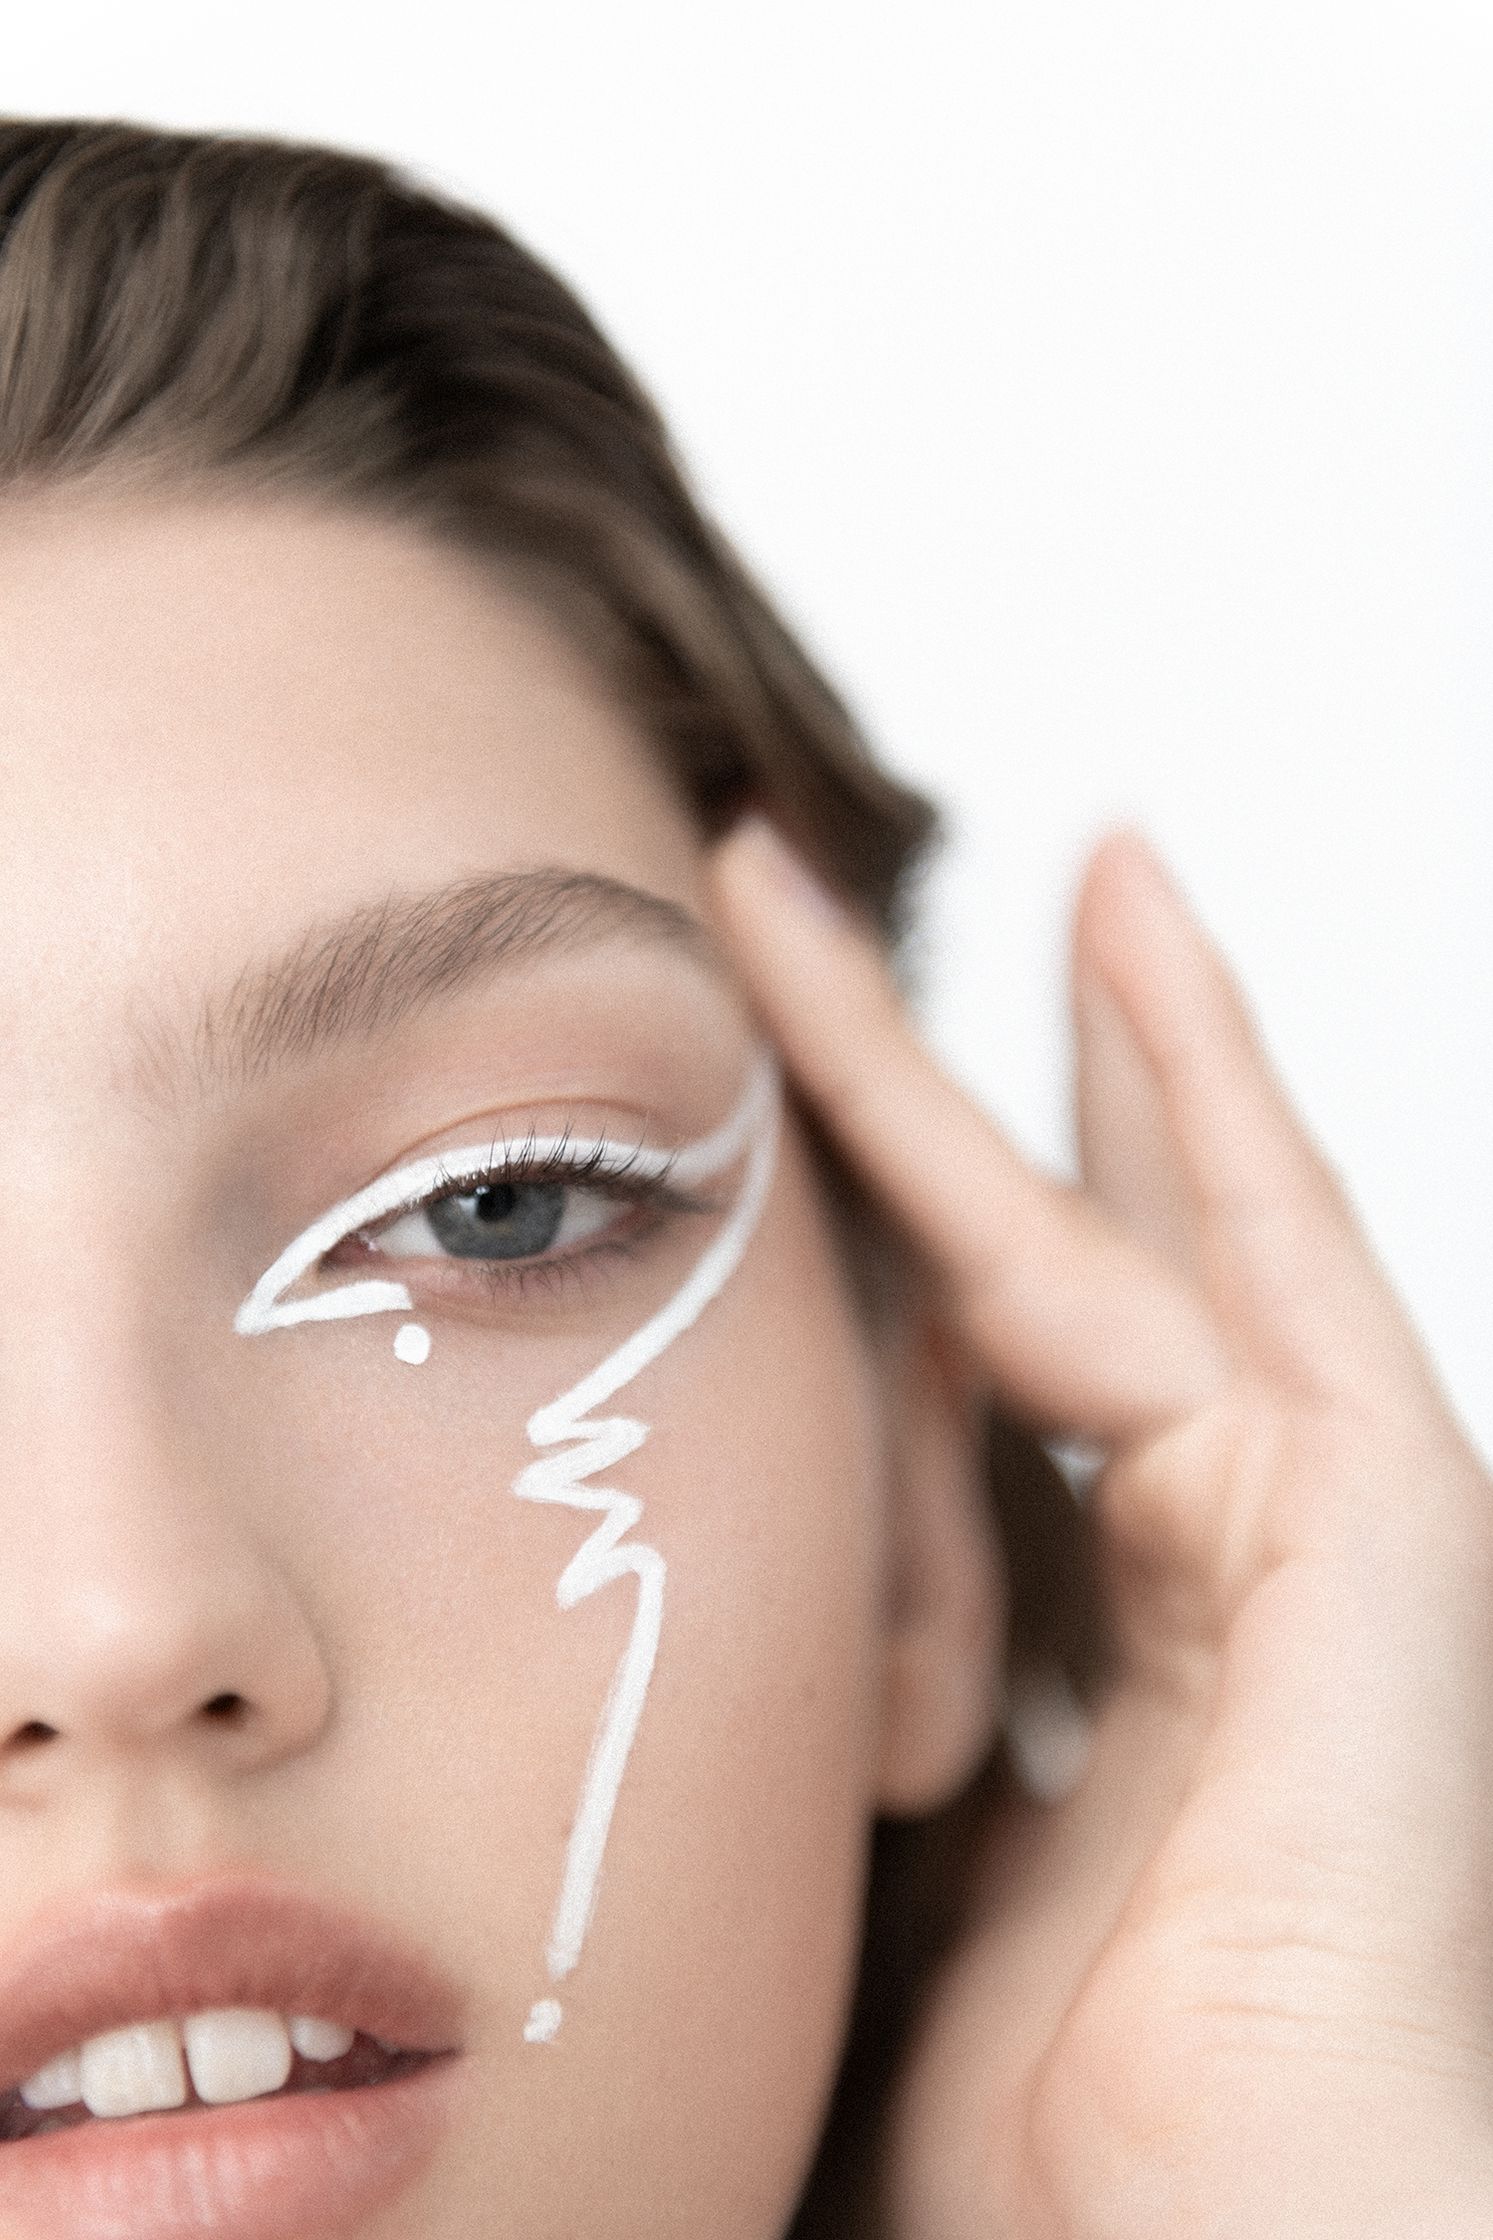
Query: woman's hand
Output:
[[708, 819, 1493, 2240]]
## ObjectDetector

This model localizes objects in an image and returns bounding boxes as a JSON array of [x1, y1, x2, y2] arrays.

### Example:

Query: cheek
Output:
[[197, 1138, 889, 2234], [565, 1152, 889, 2220]]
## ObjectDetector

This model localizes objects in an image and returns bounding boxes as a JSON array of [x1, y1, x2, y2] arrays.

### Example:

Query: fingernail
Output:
[[725, 814, 851, 929]]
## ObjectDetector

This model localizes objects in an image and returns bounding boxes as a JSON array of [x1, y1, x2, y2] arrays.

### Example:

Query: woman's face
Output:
[[0, 490, 996, 2239]]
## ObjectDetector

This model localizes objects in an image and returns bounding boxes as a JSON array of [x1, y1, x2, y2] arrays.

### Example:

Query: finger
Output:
[[1072, 959, 1199, 1279], [1073, 830, 1444, 1413], [706, 817, 1229, 1447]]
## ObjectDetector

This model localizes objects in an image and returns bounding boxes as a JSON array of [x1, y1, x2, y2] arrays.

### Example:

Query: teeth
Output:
[[18, 2045, 83, 2110], [19, 2009, 355, 2115], [81, 2020, 188, 2118], [287, 2014, 355, 2062], [181, 2010, 292, 2105]]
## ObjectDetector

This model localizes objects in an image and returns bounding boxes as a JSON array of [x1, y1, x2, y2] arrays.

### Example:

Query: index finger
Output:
[[706, 817, 1226, 1447]]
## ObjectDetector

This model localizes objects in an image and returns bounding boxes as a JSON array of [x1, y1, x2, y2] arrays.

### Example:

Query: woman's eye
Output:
[[362, 1176, 621, 1266]]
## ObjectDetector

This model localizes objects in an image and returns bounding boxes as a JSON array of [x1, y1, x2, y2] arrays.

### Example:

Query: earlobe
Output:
[[874, 1321, 1007, 1818]]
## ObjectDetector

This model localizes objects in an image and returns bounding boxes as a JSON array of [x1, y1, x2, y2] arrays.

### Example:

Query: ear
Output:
[[874, 1316, 1007, 1817]]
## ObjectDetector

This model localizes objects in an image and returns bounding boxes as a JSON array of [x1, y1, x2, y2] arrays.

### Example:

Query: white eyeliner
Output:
[[233, 1075, 766, 1337], [234, 1053, 781, 2044]]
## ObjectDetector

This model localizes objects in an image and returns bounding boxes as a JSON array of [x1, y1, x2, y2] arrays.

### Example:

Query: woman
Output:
[[0, 116, 1486, 2240]]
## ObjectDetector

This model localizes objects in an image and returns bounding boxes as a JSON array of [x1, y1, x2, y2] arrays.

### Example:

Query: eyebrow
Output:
[[128, 869, 722, 1108]]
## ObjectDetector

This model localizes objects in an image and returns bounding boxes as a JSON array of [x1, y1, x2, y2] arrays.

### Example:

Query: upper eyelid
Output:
[[329, 1128, 689, 1247], [358, 1129, 681, 1231], [345, 1137, 691, 1245]]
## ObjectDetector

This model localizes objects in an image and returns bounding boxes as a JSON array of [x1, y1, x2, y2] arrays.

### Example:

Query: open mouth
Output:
[[0, 1874, 468, 2240], [0, 2032, 440, 2142]]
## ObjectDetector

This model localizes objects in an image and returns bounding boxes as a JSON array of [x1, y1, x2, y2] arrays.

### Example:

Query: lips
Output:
[[0, 1870, 468, 2101]]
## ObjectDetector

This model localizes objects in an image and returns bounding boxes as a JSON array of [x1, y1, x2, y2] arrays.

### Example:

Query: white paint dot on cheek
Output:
[[524, 1999, 562, 2045], [393, 1321, 432, 1366]]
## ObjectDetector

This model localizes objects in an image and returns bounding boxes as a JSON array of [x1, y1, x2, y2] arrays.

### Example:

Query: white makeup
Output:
[[233, 1074, 771, 1336], [392, 1321, 432, 1365], [234, 1054, 781, 2043], [514, 1055, 778, 2040]]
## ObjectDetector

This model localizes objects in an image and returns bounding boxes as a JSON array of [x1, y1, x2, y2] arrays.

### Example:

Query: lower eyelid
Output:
[[356, 1198, 680, 1312]]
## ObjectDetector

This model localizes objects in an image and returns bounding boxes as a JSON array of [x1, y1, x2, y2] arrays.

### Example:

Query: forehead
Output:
[[0, 488, 711, 1086]]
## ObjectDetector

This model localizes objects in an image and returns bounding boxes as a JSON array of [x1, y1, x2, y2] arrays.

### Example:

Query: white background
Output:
[[6, 2, 1490, 1458]]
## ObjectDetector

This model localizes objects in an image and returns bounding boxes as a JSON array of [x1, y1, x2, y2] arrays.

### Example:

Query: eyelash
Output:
[[317, 1137, 719, 1307]]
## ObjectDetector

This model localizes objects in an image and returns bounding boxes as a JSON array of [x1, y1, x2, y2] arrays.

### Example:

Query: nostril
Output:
[[9, 1721, 57, 1749], [202, 1692, 248, 1724]]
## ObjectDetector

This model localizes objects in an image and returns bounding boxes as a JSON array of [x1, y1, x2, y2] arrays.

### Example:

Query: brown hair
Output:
[[0, 116, 1106, 2234]]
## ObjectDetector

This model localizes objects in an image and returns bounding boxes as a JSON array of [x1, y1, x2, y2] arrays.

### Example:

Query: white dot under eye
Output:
[[393, 1322, 432, 1366]]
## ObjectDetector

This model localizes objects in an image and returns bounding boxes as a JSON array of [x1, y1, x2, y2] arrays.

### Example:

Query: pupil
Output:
[[427, 1178, 566, 1261]]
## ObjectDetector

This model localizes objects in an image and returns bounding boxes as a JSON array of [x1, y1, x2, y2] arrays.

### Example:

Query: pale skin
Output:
[[0, 479, 1486, 2237], [0, 487, 1001, 2239], [708, 819, 1493, 2236]]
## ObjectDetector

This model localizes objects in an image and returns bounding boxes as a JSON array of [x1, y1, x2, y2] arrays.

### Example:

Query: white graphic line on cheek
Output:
[[230, 1054, 782, 2045], [513, 1055, 780, 2044]]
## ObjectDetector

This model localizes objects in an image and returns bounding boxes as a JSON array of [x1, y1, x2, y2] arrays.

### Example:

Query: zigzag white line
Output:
[[515, 1056, 780, 2042], [231, 1050, 780, 2045]]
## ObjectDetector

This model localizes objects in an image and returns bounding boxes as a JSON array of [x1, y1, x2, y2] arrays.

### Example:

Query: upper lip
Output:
[[0, 1871, 468, 2097]]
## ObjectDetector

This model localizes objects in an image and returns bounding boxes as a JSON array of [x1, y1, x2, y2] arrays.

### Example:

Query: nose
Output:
[[0, 1280, 332, 1802]]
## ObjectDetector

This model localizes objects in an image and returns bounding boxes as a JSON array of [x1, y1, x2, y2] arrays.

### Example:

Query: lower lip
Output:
[[0, 2055, 465, 2240]]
